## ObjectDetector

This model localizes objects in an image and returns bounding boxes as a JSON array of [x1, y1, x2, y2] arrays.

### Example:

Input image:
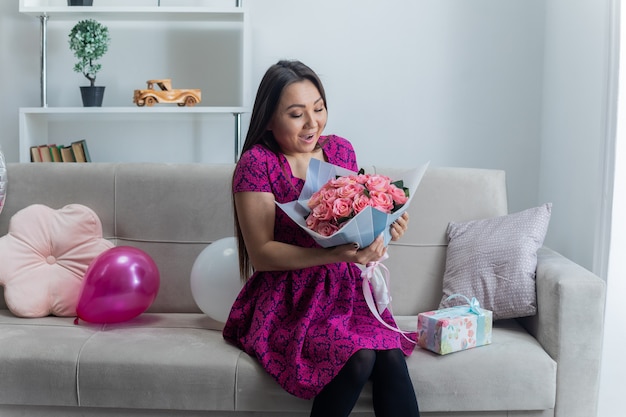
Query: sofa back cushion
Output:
[[112, 163, 235, 313], [369, 166, 508, 315], [0, 163, 507, 315]]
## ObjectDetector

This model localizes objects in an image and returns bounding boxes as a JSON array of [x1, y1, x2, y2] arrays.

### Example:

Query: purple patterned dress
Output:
[[223, 135, 414, 400]]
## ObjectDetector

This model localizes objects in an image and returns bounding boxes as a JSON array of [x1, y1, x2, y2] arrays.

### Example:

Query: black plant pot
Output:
[[68, 0, 93, 6], [80, 86, 105, 107]]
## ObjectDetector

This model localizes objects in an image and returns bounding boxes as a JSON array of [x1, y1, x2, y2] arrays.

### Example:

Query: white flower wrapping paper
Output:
[[276, 158, 430, 248]]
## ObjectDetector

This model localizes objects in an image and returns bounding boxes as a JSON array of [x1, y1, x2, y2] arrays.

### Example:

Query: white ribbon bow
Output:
[[361, 252, 392, 314], [361, 253, 416, 344]]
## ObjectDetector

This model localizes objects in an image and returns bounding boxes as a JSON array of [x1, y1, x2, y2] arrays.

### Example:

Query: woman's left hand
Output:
[[390, 212, 409, 241]]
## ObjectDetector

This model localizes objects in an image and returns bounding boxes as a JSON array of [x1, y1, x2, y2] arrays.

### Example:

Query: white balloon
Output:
[[190, 237, 242, 323]]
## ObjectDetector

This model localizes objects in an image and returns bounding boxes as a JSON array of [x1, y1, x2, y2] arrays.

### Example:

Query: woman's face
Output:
[[268, 79, 327, 156]]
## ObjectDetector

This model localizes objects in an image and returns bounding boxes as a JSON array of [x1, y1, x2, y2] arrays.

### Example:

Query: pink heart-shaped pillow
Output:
[[0, 204, 114, 317]]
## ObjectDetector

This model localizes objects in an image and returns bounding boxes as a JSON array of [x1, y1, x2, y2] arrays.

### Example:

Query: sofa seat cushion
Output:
[[0, 312, 240, 411], [407, 318, 556, 412], [233, 318, 556, 413], [75, 313, 239, 411], [0, 310, 99, 407]]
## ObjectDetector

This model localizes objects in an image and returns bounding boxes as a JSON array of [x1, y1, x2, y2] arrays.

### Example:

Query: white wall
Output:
[[597, 2, 624, 416], [0, 3, 39, 159], [2, 0, 608, 271], [598, 56, 625, 417], [1, 0, 546, 213], [247, 0, 546, 216], [539, 0, 620, 416], [539, 0, 613, 272]]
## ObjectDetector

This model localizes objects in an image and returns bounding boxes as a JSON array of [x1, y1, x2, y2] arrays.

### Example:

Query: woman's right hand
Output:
[[332, 234, 387, 265]]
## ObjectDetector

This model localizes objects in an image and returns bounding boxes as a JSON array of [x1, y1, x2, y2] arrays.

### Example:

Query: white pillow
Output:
[[439, 203, 551, 320]]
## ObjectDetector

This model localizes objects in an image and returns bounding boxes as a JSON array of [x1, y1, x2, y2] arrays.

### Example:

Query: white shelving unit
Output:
[[18, 0, 250, 163]]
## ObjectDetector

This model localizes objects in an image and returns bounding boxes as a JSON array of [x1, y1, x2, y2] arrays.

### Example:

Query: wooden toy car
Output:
[[133, 79, 201, 107]]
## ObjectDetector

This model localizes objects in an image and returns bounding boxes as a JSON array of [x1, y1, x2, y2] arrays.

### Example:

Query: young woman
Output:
[[223, 60, 420, 417]]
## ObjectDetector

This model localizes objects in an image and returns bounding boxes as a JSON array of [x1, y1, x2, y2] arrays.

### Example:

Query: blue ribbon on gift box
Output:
[[445, 294, 483, 315], [445, 294, 487, 347]]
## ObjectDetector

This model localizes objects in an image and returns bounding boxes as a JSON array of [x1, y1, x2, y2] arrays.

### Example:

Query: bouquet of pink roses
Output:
[[276, 159, 429, 249], [276, 158, 429, 321], [305, 171, 409, 237]]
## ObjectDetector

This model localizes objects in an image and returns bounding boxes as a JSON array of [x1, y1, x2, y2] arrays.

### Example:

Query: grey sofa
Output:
[[0, 162, 605, 417]]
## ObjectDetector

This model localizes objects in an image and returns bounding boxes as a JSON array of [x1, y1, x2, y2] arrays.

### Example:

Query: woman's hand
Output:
[[332, 212, 409, 265], [390, 212, 410, 241], [332, 234, 387, 266]]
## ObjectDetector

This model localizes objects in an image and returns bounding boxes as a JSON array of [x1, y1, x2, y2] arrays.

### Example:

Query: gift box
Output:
[[276, 158, 429, 248], [417, 295, 492, 355]]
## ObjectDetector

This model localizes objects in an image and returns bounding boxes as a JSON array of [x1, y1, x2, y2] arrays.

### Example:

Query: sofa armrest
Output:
[[518, 247, 606, 417]]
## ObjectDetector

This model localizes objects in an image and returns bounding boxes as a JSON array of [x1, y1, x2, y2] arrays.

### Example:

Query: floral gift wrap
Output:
[[417, 295, 493, 355]]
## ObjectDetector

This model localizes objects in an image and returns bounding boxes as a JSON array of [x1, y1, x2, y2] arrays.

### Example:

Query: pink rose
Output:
[[308, 190, 324, 209], [330, 176, 354, 188], [320, 186, 338, 204], [316, 221, 339, 237], [311, 200, 333, 221], [369, 190, 394, 213], [332, 197, 353, 219], [389, 185, 408, 205], [355, 174, 371, 185], [306, 214, 319, 230], [352, 193, 370, 214], [365, 175, 391, 193], [337, 183, 364, 199]]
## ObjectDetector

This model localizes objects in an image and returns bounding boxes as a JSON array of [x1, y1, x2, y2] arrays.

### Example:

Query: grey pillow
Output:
[[439, 203, 552, 320]]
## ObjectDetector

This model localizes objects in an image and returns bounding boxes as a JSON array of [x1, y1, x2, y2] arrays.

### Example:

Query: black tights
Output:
[[310, 349, 420, 417]]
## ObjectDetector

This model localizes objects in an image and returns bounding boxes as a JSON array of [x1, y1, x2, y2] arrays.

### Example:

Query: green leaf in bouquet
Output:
[[337, 216, 353, 225]]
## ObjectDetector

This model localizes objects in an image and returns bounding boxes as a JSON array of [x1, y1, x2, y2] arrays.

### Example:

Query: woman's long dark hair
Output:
[[234, 60, 328, 281]]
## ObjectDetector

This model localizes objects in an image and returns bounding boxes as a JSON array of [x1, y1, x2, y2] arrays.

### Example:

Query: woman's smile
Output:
[[300, 133, 317, 143]]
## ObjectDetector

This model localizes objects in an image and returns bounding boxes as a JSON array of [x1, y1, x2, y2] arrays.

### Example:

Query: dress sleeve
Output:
[[322, 135, 359, 172], [232, 146, 273, 193]]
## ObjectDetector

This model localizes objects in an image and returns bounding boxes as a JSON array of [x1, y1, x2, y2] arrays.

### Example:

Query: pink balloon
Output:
[[76, 246, 160, 324]]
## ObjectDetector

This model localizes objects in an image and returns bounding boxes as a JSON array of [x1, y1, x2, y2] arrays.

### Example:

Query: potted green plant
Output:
[[68, 19, 110, 107]]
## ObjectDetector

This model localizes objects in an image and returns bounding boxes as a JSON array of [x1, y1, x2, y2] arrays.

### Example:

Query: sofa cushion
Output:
[[439, 204, 552, 320], [0, 312, 236, 410], [372, 166, 508, 316], [0, 310, 100, 407], [75, 314, 237, 411], [112, 164, 235, 314], [407, 319, 556, 412], [233, 318, 556, 413], [0, 204, 114, 317]]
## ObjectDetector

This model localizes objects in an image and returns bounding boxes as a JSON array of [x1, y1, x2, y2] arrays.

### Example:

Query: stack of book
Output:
[[30, 140, 91, 163]]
